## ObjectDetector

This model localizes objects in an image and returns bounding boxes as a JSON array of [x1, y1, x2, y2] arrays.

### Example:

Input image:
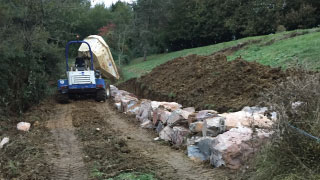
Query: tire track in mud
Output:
[[46, 103, 88, 180], [95, 102, 233, 180]]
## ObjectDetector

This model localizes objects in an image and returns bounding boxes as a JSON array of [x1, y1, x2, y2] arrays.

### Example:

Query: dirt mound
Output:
[[120, 54, 289, 112]]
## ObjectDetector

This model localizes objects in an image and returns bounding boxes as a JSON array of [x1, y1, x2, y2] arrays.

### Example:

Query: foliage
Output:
[[247, 73, 320, 180]]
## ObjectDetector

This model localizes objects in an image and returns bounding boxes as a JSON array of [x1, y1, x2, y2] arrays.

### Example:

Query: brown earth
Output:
[[0, 98, 236, 179], [119, 54, 290, 112]]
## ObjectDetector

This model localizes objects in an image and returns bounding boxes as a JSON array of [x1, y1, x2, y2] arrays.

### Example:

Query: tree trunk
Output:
[[143, 49, 147, 61]]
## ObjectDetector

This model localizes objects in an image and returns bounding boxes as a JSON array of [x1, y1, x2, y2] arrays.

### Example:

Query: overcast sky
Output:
[[91, 0, 135, 7]]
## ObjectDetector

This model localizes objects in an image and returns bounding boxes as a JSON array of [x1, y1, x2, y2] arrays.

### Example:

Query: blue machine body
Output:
[[57, 41, 106, 94]]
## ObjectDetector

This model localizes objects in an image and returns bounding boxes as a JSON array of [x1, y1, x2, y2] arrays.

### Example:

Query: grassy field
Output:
[[120, 28, 320, 81]]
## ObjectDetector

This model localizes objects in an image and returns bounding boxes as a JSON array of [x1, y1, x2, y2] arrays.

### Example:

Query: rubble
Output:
[[17, 122, 31, 131], [0, 137, 9, 149]]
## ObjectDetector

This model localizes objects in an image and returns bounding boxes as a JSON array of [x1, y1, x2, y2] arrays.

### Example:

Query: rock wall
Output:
[[110, 85, 275, 169]]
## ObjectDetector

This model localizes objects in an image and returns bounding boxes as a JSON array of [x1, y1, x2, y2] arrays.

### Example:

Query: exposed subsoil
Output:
[[119, 54, 291, 112]]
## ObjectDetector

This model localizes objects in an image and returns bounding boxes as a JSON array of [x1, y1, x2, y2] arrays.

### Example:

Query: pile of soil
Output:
[[120, 54, 290, 112]]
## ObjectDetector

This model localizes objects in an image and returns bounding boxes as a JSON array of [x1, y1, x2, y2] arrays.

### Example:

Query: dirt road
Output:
[[46, 103, 88, 180], [42, 99, 233, 179]]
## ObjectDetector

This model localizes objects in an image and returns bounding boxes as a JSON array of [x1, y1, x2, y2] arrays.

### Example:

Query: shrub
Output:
[[249, 73, 320, 179]]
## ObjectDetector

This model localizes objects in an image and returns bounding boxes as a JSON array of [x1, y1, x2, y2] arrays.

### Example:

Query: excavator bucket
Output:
[[78, 35, 120, 80]]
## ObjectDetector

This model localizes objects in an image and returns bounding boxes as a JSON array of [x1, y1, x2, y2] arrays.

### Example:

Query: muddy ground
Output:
[[0, 98, 236, 180], [119, 54, 290, 112]]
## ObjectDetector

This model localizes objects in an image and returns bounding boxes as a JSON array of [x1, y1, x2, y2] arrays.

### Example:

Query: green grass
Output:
[[121, 28, 320, 81], [229, 29, 320, 70]]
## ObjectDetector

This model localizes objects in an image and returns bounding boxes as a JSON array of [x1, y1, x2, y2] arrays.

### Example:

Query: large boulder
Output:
[[172, 126, 190, 146], [126, 102, 141, 116], [136, 100, 152, 123], [151, 101, 182, 111], [189, 121, 204, 133], [202, 117, 226, 137], [220, 110, 273, 130], [120, 95, 139, 113], [167, 110, 182, 127], [140, 120, 154, 129], [210, 126, 273, 169], [159, 110, 171, 124], [187, 145, 207, 163], [159, 126, 174, 141], [196, 137, 215, 160], [196, 110, 218, 121]]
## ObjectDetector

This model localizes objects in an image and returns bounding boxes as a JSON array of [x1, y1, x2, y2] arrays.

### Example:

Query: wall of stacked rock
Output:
[[110, 85, 275, 170]]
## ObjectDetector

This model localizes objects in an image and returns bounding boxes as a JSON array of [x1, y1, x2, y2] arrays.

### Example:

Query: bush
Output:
[[249, 73, 320, 179]]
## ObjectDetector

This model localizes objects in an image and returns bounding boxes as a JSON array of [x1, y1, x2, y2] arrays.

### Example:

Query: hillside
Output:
[[121, 28, 320, 81]]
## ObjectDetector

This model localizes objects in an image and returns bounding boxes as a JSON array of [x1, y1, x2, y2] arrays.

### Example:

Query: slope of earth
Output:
[[121, 28, 320, 82], [119, 54, 290, 112]]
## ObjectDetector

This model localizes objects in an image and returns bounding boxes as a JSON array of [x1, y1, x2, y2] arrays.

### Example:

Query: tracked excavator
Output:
[[57, 35, 119, 103]]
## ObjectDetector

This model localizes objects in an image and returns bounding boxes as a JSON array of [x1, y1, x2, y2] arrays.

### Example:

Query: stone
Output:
[[196, 137, 215, 160], [151, 101, 182, 111], [220, 111, 273, 130], [242, 106, 268, 115], [167, 110, 182, 127], [183, 107, 196, 113], [110, 85, 119, 97], [187, 145, 207, 163], [159, 126, 174, 141], [187, 136, 203, 146], [172, 126, 190, 146], [187, 113, 197, 125], [196, 110, 218, 120], [202, 117, 226, 137], [153, 108, 166, 125], [189, 121, 204, 133], [126, 103, 141, 116], [114, 102, 121, 111], [120, 95, 138, 113], [17, 122, 31, 131], [209, 126, 273, 169], [0, 137, 9, 149], [156, 122, 164, 133], [136, 100, 152, 123], [179, 109, 193, 119], [159, 110, 171, 124], [113, 90, 131, 103], [140, 120, 154, 129]]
